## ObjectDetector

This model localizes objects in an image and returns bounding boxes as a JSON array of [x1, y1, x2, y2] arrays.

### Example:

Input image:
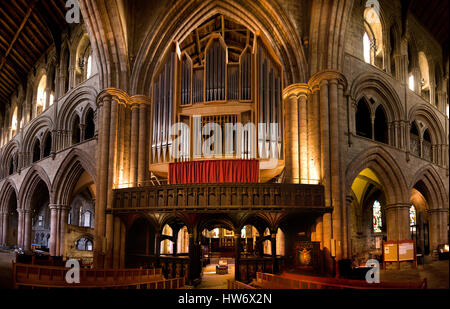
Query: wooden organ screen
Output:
[[257, 40, 283, 160], [152, 50, 175, 163], [206, 39, 226, 101]]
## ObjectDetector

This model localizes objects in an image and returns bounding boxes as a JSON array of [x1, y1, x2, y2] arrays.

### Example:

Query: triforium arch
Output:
[[408, 104, 446, 166], [129, 0, 308, 95], [350, 72, 405, 148]]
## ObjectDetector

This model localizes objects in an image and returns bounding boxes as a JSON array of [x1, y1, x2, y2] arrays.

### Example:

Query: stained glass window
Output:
[[410, 205, 416, 226], [373, 200, 382, 233]]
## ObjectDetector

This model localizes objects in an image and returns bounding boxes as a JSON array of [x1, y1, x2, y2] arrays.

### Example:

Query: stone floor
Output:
[[380, 260, 449, 289], [194, 264, 235, 289]]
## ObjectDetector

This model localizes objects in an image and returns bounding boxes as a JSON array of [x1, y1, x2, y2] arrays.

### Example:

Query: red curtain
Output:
[[169, 159, 259, 184]]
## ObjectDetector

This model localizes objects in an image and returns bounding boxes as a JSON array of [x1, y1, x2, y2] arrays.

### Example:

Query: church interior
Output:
[[0, 0, 448, 290]]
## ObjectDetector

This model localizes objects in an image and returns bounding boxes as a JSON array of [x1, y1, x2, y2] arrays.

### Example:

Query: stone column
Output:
[[234, 232, 241, 281], [119, 221, 126, 268], [271, 232, 277, 273], [49, 204, 59, 256], [129, 104, 139, 186], [94, 93, 111, 267], [23, 210, 31, 251], [308, 89, 321, 183], [138, 102, 149, 185], [385, 204, 411, 241], [17, 209, 24, 249], [113, 216, 121, 268], [428, 209, 449, 252], [172, 227, 179, 256], [105, 97, 119, 268], [282, 88, 299, 183], [58, 205, 69, 256], [0, 211, 7, 246]]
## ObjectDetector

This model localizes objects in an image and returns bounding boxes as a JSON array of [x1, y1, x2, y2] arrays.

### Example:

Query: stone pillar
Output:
[[119, 221, 126, 268], [308, 89, 321, 184], [138, 102, 148, 185], [172, 227, 179, 256], [234, 232, 241, 281], [59, 205, 69, 256], [428, 209, 449, 252], [23, 210, 31, 251], [0, 211, 7, 246], [105, 97, 119, 268], [271, 232, 277, 273], [17, 209, 24, 249], [94, 93, 111, 267], [113, 216, 121, 268], [49, 204, 59, 256], [130, 104, 139, 186], [282, 89, 299, 183], [385, 204, 411, 241]]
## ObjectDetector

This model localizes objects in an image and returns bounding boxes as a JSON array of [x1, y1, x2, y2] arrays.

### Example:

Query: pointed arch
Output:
[[22, 116, 54, 155], [52, 148, 96, 206], [408, 104, 445, 146], [410, 165, 448, 210], [57, 85, 98, 132], [346, 146, 409, 204], [350, 72, 404, 122], [129, 0, 307, 95], [0, 179, 19, 213], [18, 165, 52, 210]]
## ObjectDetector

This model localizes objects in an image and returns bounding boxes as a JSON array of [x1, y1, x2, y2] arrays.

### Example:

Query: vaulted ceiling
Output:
[[0, 0, 68, 109]]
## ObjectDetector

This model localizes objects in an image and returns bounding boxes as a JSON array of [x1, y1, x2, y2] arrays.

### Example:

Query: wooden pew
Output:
[[12, 263, 185, 289]]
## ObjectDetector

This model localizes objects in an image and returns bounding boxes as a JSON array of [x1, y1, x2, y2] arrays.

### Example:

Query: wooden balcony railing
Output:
[[255, 272, 427, 289], [13, 263, 185, 289], [227, 279, 256, 289], [113, 183, 326, 212]]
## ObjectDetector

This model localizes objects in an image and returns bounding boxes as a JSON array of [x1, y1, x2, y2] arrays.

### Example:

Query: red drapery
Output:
[[168, 159, 259, 184]]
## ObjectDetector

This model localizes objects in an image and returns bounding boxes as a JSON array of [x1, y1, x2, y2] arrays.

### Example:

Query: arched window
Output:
[[373, 200, 382, 233], [36, 75, 47, 115], [374, 105, 388, 143], [356, 99, 372, 138], [86, 55, 92, 79], [84, 109, 95, 140], [410, 122, 420, 156], [363, 32, 371, 64], [32, 139, 41, 162], [408, 74, 415, 91], [76, 238, 93, 251], [82, 211, 92, 227], [11, 107, 18, 138], [422, 129, 432, 161], [363, 0, 383, 68], [418, 52, 430, 101], [43, 133, 52, 157], [9, 155, 15, 175], [409, 204, 416, 233], [72, 114, 81, 144]]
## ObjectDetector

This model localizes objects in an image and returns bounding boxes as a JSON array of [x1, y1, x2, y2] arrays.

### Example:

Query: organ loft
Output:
[[0, 0, 448, 289]]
